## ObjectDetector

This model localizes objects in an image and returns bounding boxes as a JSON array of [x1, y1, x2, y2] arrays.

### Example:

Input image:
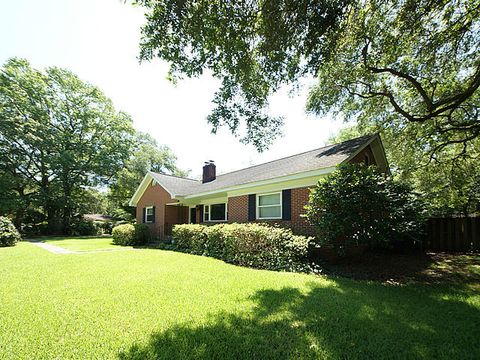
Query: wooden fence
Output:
[[425, 217, 480, 252]]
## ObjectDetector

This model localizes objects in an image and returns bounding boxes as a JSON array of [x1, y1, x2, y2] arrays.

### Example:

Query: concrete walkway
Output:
[[28, 240, 138, 255], [29, 241, 78, 254]]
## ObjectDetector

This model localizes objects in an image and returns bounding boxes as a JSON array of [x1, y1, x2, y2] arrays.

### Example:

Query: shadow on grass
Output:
[[118, 280, 480, 359]]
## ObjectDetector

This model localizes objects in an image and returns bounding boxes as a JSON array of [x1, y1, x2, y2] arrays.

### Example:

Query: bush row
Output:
[[171, 223, 312, 272], [0, 216, 21, 247], [112, 223, 150, 246]]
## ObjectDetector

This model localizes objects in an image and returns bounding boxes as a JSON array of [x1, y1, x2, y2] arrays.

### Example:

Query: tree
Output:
[[108, 132, 188, 218], [305, 163, 425, 254], [331, 125, 480, 215], [0, 58, 135, 233], [134, 0, 479, 154], [134, 0, 349, 150], [307, 0, 480, 161]]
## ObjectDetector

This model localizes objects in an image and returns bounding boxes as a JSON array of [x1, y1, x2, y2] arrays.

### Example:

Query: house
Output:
[[129, 134, 389, 238]]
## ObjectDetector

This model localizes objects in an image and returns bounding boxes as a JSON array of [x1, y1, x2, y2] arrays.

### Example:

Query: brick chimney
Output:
[[202, 160, 216, 183]]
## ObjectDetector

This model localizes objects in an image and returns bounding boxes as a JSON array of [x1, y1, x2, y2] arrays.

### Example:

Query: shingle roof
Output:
[[149, 172, 200, 196], [150, 134, 376, 197]]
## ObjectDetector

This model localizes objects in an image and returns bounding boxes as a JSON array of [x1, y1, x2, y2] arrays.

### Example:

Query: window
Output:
[[257, 192, 282, 219], [145, 206, 154, 223], [203, 203, 227, 222]]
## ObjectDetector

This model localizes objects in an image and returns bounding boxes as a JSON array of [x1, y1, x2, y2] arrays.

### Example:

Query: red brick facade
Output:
[[136, 180, 188, 238], [227, 187, 313, 236], [136, 144, 381, 238]]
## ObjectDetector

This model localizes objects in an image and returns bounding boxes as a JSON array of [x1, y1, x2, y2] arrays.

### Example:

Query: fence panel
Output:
[[426, 217, 480, 252]]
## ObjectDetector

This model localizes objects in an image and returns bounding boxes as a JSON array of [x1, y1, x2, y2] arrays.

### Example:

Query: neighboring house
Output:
[[129, 134, 389, 238]]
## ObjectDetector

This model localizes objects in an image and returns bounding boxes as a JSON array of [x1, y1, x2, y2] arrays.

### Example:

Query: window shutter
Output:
[[152, 206, 156, 223], [198, 205, 203, 223], [248, 194, 256, 221], [282, 189, 291, 220], [142, 207, 146, 223]]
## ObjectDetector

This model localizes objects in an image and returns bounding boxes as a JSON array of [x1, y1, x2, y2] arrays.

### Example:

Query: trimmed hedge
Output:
[[0, 216, 21, 247], [172, 223, 312, 272], [112, 223, 150, 246], [112, 224, 136, 245]]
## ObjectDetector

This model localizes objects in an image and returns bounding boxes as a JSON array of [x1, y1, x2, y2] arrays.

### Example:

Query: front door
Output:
[[190, 207, 196, 224]]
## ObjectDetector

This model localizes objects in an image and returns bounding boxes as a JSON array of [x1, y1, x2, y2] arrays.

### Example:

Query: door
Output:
[[190, 207, 196, 224]]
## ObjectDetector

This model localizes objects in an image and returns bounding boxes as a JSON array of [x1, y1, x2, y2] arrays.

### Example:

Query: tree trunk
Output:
[[61, 173, 73, 235]]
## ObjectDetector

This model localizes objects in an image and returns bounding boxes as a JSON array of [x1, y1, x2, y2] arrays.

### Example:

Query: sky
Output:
[[0, 0, 347, 178]]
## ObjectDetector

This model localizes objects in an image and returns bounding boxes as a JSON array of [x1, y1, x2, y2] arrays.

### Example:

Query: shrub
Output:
[[305, 163, 426, 255], [112, 224, 136, 245], [172, 224, 208, 254], [112, 223, 151, 246], [98, 221, 114, 235], [0, 216, 21, 247], [134, 224, 151, 245], [172, 223, 312, 272], [71, 219, 100, 236]]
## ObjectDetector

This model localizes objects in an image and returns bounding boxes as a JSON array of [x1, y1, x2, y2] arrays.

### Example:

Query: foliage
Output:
[[134, 0, 479, 154], [305, 164, 425, 253], [0, 216, 21, 247], [134, 0, 349, 150], [97, 221, 114, 235], [1, 239, 479, 359], [172, 223, 312, 272], [70, 219, 100, 236], [331, 126, 480, 215], [0, 58, 136, 234], [308, 0, 480, 159], [108, 132, 187, 215], [112, 223, 150, 246], [134, 223, 151, 245], [112, 224, 136, 246]]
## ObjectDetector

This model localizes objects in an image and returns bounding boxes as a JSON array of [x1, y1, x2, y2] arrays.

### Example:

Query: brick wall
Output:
[[226, 187, 314, 236], [136, 180, 178, 238], [137, 144, 382, 238]]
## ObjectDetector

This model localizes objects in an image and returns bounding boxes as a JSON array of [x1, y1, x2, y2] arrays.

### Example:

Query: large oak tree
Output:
[[134, 0, 479, 158], [0, 58, 135, 233]]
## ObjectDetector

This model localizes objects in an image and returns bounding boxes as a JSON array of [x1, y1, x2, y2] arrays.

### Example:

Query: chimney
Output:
[[202, 160, 216, 183]]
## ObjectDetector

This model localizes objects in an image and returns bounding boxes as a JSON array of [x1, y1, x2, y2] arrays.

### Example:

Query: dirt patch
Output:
[[319, 251, 480, 285]]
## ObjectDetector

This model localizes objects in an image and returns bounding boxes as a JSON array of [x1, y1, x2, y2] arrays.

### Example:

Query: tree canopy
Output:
[[305, 163, 425, 253], [331, 125, 480, 215], [0, 58, 135, 233], [134, 0, 479, 154], [108, 132, 188, 219]]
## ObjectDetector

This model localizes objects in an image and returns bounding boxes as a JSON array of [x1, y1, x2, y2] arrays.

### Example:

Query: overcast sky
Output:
[[0, 0, 347, 178]]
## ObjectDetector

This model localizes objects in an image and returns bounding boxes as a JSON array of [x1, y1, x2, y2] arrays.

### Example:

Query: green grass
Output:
[[43, 236, 131, 251], [0, 239, 479, 359]]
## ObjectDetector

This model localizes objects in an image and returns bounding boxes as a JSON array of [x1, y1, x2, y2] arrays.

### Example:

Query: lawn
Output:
[[0, 239, 479, 359]]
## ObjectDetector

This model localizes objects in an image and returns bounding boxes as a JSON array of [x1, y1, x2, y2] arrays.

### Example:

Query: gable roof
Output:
[[129, 134, 382, 205]]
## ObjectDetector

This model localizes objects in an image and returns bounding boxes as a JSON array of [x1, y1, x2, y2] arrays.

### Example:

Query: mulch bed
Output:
[[318, 251, 480, 285]]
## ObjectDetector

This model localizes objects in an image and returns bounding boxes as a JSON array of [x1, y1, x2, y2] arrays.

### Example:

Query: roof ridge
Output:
[[215, 134, 375, 179], [149, 171, 200, 182]]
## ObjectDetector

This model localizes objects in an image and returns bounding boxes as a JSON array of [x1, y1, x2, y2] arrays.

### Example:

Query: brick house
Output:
[[129, 134, 389, 238]]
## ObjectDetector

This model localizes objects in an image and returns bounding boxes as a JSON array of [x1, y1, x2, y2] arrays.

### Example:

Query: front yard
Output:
[[0, 237, 479, 359]]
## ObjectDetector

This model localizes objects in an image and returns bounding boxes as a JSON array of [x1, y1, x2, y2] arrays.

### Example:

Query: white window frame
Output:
[[203, 203, 227, 222], [256, 192, 282, 220], [145, 206, 154, 223]]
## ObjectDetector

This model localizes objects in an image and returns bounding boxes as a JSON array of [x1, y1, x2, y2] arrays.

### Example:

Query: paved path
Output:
[[28, 240, 138, 255], [29, 241, 78, 254]]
